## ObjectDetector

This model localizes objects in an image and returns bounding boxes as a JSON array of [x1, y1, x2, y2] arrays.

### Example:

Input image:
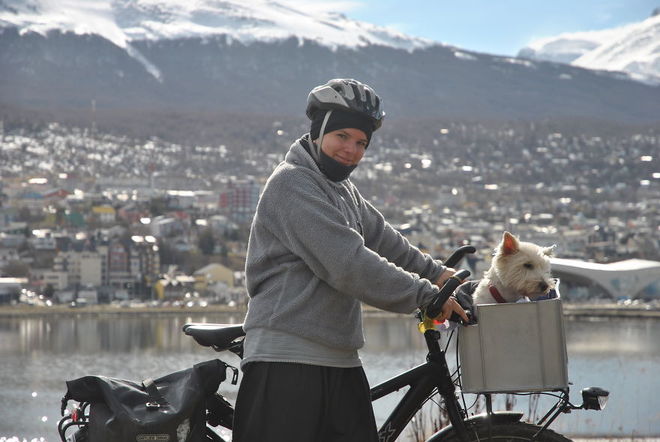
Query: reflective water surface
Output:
[[0, 313, 658, 441]]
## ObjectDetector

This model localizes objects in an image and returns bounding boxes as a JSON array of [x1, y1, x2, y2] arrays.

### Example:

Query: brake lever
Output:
[[449, 308, 477, 325]]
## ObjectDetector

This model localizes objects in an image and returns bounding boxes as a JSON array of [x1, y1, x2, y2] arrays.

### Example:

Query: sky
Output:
[[289, 0, 659, 56]]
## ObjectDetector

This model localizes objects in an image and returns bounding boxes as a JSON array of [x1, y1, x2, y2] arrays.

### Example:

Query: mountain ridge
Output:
[[519, 10, 660, 85], [1, 1, 659, 124]]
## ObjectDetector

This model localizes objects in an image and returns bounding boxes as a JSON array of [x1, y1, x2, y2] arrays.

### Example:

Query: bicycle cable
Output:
[[443, 328, 455, 352], [453, 328, 472, 415]]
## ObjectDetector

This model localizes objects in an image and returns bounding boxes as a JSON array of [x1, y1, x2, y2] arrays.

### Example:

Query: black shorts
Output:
[[232, 362, 378, 442]]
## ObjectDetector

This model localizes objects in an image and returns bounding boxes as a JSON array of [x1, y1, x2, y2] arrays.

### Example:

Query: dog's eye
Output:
[[523, 263, 534, 269]]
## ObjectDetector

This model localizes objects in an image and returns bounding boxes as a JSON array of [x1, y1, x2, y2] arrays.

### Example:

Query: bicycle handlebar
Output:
[[425, 268, 471, 319], [422, 245, 476, 320], [443, 245, 476, 268]]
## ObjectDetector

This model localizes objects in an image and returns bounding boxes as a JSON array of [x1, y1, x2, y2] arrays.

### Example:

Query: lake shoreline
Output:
[[1, 303, 659, 319]]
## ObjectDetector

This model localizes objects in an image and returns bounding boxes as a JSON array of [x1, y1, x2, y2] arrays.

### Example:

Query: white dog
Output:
[[472, 232, 556, 305]]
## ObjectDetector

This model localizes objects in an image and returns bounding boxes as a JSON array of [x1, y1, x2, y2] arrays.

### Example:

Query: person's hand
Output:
[[435, 268, 456, 287], [434, 296, 469, 324], [433, 268, 469, 324]]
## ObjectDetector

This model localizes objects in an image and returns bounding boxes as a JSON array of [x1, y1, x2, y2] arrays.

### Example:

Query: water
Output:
[[0, 312, 658, 441]]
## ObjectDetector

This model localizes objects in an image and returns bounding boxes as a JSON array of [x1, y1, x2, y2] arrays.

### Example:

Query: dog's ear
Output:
[[543, 244, 557, 256], [501, 231, 519, 255]]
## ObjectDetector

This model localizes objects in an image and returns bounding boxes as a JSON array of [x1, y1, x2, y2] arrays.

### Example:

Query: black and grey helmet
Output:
[[306, 78, 385, 131]]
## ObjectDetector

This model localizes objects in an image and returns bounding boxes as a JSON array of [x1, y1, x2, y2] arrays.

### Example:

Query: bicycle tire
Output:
[[433, 421, 572, 442]]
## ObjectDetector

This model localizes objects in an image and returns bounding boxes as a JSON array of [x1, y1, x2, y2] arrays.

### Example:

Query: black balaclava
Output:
[[308, 109, 374, 182]]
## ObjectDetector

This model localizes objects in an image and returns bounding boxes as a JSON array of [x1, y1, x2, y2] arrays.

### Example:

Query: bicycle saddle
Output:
[[182, 323, 246, 351]]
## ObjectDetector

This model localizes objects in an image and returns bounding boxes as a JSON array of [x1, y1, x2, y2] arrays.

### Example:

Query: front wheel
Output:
[[434, 421, 571, 442]]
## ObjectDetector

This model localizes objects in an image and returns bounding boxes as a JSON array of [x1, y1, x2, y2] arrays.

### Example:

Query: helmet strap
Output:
[[311, 109, 358, 182], [311, 109, 333, 162]]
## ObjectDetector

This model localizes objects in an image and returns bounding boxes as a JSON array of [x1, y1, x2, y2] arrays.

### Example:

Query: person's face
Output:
[[317, 128, 368, 166]]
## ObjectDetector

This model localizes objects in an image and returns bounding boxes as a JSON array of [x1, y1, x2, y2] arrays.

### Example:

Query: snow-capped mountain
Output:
[[0, 0, 432, 79], [519, 9, 660, 85], [0, 0, 431, 49], [1, 0, 660, 123]]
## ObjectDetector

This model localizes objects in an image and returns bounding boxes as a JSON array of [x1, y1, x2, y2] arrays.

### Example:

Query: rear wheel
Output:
[[438, 421, 571, 442]]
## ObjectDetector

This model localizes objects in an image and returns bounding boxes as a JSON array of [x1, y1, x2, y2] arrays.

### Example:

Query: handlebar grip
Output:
[[443, 245, 476, 268], [425, 269, 471, 319]]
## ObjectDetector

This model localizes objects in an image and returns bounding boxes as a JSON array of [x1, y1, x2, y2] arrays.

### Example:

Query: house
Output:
[[91, 205, 116, 224], [43, 270, 69, 291], [208, 215, 239, 236], [42, 188, 70, 202], [0, 277, 27, 303], [150, 216, 184, 238], [30, 234, 57, 251], [154, 274, 196, 300], [117, 203, 146, 225], [18, 190, 44, 210], [0, 247, 20, 268], [166, 190, 196, 210], [193, 263, 234, 293], [77, 286, 99, 305]]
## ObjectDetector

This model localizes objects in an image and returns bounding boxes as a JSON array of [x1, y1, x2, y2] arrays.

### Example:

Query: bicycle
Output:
[[182, 245, 609, 441], [58, 246, 609, 441]]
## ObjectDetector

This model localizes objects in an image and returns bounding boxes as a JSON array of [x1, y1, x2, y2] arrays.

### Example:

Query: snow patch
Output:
[[502, 57, 535, 68], [453, 50, 477, 61]]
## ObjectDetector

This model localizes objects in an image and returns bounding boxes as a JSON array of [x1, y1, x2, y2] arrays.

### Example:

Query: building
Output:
[[30, 234, 56, 251], [0, 247, 20, 269], [193, 263, 235, 293], [52, 250, 103, 287], [219, 179, 260, 223], [130, 235, 161, 298], [91, 205, 116, 224], [551, 258, 660, 299], [104, 241, 133, 289], [0, 277, 27, 303], [29, 267, 69, 291], [117, 203, 146, 225], [154, 274, 195, 300], [150, 216, 185, 238], [42, 188, 69, 203]]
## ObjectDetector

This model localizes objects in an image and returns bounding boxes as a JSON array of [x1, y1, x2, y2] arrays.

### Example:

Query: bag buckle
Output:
[[146, 402, 162, 410]]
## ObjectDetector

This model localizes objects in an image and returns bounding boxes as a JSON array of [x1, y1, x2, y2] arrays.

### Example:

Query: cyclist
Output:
[[234, 78, 468, 441]]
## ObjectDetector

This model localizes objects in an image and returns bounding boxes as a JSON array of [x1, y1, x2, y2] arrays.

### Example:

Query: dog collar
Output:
[[488, 286, 507, 304]]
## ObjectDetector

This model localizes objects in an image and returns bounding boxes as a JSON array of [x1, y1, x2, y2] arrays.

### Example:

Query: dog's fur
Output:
[[472, 232, 555, 305]]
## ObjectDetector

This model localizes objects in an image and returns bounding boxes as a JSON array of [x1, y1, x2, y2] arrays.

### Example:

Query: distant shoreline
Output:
[[561, 304, 660, 319], [0, 304, 247, 318], [1, 303, 659, 319]]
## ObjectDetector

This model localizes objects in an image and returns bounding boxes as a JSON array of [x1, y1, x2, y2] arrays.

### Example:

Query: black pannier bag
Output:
[[60, 359, 228, 442]]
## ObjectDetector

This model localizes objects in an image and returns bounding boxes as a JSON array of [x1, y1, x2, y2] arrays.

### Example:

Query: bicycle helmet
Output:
[[306, 79, 385, 131]]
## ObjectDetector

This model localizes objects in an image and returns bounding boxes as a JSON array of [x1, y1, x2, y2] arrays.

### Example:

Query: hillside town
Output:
[[1, 119, 659, 307]]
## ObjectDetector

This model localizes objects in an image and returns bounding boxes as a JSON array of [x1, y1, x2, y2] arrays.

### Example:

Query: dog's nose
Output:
[[539, 282, 549, 292]]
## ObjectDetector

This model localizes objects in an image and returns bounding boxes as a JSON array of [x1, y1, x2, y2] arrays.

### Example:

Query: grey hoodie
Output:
[[243, 137, 445, 360]]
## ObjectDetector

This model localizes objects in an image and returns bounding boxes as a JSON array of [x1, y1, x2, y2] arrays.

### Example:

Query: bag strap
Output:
[[142, 378, 169, 410]]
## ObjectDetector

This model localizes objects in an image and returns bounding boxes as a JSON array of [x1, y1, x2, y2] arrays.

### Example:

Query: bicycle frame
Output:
[[371, 328, 470, 442]]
